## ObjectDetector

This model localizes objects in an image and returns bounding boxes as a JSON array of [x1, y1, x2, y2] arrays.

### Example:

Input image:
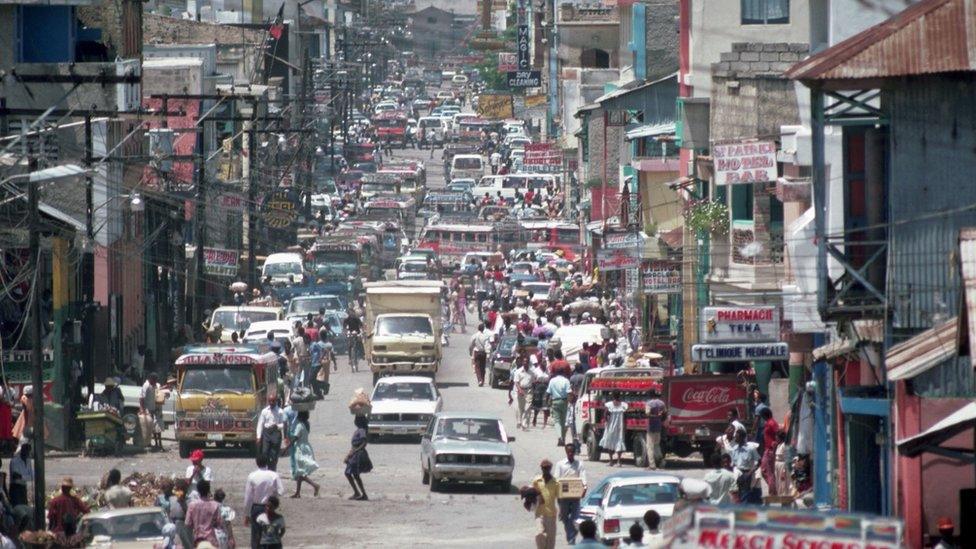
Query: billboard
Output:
[[713, 140, 777, 185], [476, 93, 514, 119], [507, 70, 541, 88], [700, 306, 780, 343], [203, 247, 239, 278]]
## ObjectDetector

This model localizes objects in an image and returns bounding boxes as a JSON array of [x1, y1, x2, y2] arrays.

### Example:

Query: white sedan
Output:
[[368, 376, 442, 437], [594, 474, 682, 544]]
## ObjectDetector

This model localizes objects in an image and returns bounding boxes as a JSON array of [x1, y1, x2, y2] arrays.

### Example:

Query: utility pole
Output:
[[83, 115, 95, 399], [193, 98, 207, 327], [246, 104, 258, 288], [27, 160, 45, 531]]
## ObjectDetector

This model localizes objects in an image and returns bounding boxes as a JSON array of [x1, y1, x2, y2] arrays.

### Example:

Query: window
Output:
[[741, 0, 789, 25], [730, 184, 754, 222]]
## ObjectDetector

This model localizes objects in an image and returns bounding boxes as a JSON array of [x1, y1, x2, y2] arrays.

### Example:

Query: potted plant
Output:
[[683, 199, 730, 235]]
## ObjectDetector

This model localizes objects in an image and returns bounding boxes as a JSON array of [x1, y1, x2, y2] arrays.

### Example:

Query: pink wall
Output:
[[93, 240, 145, 360], [895, 385, 975, 547]]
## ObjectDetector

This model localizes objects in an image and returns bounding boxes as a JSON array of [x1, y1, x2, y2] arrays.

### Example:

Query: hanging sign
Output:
[[203, 247, 239, 278], [507, 70, 541, 88], [701, 306, 780, 343], [691, 342, 789, 362], [712, 140, 777, 185], [517, 25, 530, 69], [597, 248, 639, 271], [604, 231, 643, 250], [642, 261, 681, 294], [498, 52, 517, 72]]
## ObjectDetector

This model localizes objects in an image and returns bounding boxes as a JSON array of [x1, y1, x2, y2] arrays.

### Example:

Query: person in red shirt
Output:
[[48, 477, 90, 534], [548, 350, 571, 378], [759, 408, 780, 494]]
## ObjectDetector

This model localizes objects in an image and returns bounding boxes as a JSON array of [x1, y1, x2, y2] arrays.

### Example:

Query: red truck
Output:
[[662, 374, 748, 465], [372, 111, 409, 146]]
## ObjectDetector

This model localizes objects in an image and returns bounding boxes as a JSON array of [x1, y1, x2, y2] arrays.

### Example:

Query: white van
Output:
[[472, 173, 562, 200], [450, 154, 484, 182], [262, 252, 305, 285], [451, 74, 469, 88], [418, 116, 448, 143]]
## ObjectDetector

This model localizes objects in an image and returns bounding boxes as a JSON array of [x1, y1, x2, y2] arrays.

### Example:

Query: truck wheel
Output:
[[372, 372, 380, 385], [586, 431, 602, 462], [489, 370, 498, 389], [422, 465, 430, 485], [632, 434, 648, 468], [178, 441, 192, 459]]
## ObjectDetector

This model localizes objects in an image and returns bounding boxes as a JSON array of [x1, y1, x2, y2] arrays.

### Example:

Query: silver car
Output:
[[420, 412, 515, 493], [368, 376, 442, 437]]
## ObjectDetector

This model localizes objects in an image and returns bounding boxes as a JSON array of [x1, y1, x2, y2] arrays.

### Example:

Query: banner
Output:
[[517, 25, 530, 69], [597, 248, 639, 271], [498, 52, 516, 72], [712, 140, 777, 185], [642, 261, 681, 294], [203, 247, 239, 277], [476, 93, 514, 119], [507, 70, 541, 88]]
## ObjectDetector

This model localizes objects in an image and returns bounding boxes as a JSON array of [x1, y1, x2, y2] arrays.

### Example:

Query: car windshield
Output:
[[376, 316, 433, 337], [181, 367, 254, 395], [83, 511, 168, 541], [324, 315, 344, 332], [288, 296, 342, 315], [436, 417, 504, 442], [607, 483, 678, 507], [454, 158, 481, 170], [401, 262, 427, 273], [372, 382, 435, 401], [264, 262, 302, 276], [211, 310, 278, 332]]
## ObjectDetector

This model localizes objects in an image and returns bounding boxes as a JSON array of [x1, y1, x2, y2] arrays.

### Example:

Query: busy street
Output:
[[0, 0, 972, 548]]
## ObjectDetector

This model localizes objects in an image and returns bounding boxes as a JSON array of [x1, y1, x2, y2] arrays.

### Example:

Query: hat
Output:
[[104, 377, 118, 387], [60, 476, 74, 488], [190, 449, 205, 463], [937, 517, 954, 531], [23, 386, 33, 396], [540, 459, 553, 468]]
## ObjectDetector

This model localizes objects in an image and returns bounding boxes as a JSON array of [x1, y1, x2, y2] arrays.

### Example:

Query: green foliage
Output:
[[683, 199, 730, 234], [475, 59, 509, 92]]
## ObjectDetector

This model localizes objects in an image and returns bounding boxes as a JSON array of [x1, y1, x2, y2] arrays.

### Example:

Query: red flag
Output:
[[269, 4, 285, 39]]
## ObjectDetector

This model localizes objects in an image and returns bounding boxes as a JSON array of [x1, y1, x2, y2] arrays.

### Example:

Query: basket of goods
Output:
[[348, 388, 372, 416]]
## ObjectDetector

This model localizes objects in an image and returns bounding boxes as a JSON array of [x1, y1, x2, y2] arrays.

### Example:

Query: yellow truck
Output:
[[174, 345, 280, 458], [364, 280, 445, 384]]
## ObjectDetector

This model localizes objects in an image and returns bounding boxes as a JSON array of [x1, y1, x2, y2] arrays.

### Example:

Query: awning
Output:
[[897, 402, 976, 461], [39, 203, 85, 232], [813, 338, 856, 361], [885, 317, 958, 381], [626, 122, 676, 140]]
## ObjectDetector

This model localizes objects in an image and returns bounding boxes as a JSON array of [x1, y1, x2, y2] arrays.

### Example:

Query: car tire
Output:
[[498, 478, 511, 493], [422, 466, 430, 485], [429, 474, 440, 492], [178, 441, 193, 459], [489, 370, 498, 389], [586, 431, 602, 462]]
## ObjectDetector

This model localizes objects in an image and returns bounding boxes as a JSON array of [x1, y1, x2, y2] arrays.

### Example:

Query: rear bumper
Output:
[[371, 359, 439, 375], [176, 431, 255, 443]]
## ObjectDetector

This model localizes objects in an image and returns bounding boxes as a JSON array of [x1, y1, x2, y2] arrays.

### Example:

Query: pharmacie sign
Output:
[[701, 306, 779, 343], [691, 342, 789, 362], [712, 140, 777, 185]]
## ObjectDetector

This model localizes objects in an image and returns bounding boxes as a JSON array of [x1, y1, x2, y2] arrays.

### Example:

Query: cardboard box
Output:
[[558, 478, 585, 499]]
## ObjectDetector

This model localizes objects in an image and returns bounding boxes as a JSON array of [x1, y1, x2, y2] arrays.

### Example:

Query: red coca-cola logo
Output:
[[681, 386, 731, 405]]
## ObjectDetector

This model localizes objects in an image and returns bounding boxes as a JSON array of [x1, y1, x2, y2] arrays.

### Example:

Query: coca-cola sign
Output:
[[668, 378, 746, 422], [681, 386, 731, 405]]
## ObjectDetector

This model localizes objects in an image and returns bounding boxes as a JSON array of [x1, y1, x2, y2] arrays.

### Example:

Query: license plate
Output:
[[206, 433, 224, 441], [392, 426, 409, 433]]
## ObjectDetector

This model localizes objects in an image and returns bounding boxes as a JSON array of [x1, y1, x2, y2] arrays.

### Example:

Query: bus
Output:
[[519, 220, 582, 260], [372, 111, 409, 146], [472, 173, 562, 201], [418, 219, 521, 265]]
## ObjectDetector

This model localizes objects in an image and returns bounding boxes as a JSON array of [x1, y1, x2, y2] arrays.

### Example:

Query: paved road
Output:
[[48, 144, 707, 548]]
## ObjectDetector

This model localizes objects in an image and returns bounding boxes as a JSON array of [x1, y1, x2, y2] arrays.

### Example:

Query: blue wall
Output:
[[18, 6, 75, 63], [630, 3, 647, 80]]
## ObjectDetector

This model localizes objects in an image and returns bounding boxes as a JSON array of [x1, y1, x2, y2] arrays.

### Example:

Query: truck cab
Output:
[[364, 281, 445, 383]]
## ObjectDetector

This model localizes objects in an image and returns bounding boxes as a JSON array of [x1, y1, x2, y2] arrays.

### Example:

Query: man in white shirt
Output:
[[139, 373, 163, 450], [490, 151, 501, 174], [256, 395, 286, 471], [243, 454, 283, 549], [727, 409, 747, 435], [469, 323, 492, 386], [185, 449, 214, 501], [553, 444, 587, 545], [8, 443, 33, 506], [508, 357, 535, 430], [703, 452, 736, 505]]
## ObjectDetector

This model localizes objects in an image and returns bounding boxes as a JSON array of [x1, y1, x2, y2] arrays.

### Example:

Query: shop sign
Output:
[[688, 528, 900, 549], [264, 190, 298, 229], [219, 193, 243, 209], [712, 140, 777, 185], [507, 70, 541, 88], [525, 94, 546, 108], [691, 342, 789, 362], [498, 52, 516, 72], [476, 94, 514, 119], [517, 25, 530, 69], [642, 261, 681, 294], [203, 247, 239, 278], [604, 231, 643, 250], [2, 350, 56, 401], [597, 248, 639, 271], [701, 306, 779, 343]]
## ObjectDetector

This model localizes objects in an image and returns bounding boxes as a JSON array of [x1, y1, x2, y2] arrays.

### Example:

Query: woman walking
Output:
[[287, 410, 320, 498], [344, 415, 372, 500], [530, 360, 550, 428], [599, 392, 629, 466]]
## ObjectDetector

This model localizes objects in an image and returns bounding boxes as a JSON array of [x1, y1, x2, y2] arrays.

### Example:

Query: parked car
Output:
[[368, 376, 442, 438], [420, 412, 515, 492], [489, 335, 539, 388], [87, 381, 176, 445], [593, 474, 681, 544], [447, 178, 476, 193], [80, 507, 169, 547]]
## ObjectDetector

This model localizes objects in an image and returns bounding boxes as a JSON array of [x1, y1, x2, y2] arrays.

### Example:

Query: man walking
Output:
[[139, 373, 164, 450], [730, 429, 761, 504], [243, 455, 283, 549], [509, 357, 534, 430], [469, 323, 492, 386], [256, 395, 286, 471], [703, 453, 736, 504], [546, 370, 571, 446], [644, 388, 666, 469], [532, 459, 559, 549], [553, 444, 587, 545]]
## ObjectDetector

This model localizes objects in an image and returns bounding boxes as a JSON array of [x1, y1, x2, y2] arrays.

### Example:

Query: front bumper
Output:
[[368, 421, 428, 436], [432, 463, 513, 482], [176, 431, 254, 443], [371, 358, 438, 375]]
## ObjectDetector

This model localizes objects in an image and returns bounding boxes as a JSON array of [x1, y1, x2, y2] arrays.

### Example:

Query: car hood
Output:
[[371, 400, 438, 415], [431, 438, 511, 455]]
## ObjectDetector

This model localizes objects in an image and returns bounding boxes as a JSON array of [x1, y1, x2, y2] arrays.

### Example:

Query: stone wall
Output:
[[645, 0, 679, 81], [142, 13, 266, 46]]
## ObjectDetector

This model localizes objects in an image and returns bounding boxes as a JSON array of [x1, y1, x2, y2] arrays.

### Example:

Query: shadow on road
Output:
[[435, 381, 471, 389], [432, 481, 514, 495]]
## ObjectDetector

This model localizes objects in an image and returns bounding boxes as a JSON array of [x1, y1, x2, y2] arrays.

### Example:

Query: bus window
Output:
[[556, 229, 578, 245]]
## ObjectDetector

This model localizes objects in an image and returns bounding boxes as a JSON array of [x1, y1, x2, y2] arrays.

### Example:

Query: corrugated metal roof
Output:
[[787, 0, 976, 82], [886, 317, 959, 381], [960, 227, 976, 368], [813, 338, 857, 361], [625, 122, 676, 140]]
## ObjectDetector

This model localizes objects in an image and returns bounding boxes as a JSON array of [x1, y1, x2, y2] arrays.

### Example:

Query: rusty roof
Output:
[[787, 0, 976, 82], [886, 317, 959, 381]]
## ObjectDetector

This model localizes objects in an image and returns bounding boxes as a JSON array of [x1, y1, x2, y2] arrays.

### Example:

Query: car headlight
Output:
[[490, 455, 510, 465], [436, 454, 456, 463]]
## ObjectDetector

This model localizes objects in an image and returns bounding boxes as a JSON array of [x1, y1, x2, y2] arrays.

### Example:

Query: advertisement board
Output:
[[664, 375, 746, 423], [476, 94, 514, 119], [2, 350, 55, 401], [701, 306, 779, 343], [691, 342, 789, 362], [642, 261, 681, 294], [507, 70, 541, 88], [596, 248, 639, 271], [264, 189, 299, 228], [498, 52, 516, 72], [604, 231, 643, 250], [524, 94, 546, 108], [203, 247, 239, 278], [712, 140, 777, 185], [517, 25, 530, 69]]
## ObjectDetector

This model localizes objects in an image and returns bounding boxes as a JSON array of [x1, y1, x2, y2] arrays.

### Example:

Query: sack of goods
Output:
[[289, 387, 316, 411], [348, 388, 372, 416], [138, 412, 154, 447]]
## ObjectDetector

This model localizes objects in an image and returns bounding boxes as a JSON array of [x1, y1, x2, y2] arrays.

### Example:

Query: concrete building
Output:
[[408, 5, 466, 58]]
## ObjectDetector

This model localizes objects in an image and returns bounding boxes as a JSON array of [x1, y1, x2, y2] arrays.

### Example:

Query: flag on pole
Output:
[[269, 4, 285, 40]]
